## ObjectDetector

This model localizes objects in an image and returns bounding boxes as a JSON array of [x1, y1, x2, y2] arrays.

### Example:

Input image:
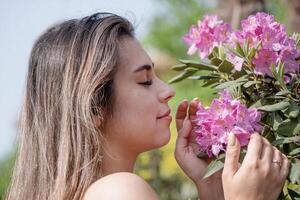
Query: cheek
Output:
[[113, 89, 171, 151]]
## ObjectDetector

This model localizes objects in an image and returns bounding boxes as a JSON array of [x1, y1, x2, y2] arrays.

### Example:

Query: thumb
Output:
[[223, 132, 241, 178]]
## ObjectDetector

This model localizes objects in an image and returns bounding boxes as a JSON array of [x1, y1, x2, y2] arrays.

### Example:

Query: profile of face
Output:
[[104, 36, 176, 154]]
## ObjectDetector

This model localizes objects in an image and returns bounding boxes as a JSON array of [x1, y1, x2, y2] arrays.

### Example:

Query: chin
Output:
[[155, 129, 171, 148]]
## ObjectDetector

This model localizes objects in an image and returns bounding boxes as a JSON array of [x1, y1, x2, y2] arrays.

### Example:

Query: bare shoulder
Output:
[[83, 172, 160, 200]]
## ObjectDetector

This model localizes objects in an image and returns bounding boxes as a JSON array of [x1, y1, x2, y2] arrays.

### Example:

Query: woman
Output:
[[6, 12, 289, 200]]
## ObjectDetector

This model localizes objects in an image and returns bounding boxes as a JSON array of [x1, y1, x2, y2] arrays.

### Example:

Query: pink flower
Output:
[[183, 14, 232, 59], [237, 12, 299, 75], [226, 52, 244, 71], [252, 48, 278, 76], [194, 90, 262, 157], [278, 44, 299, 73], [230, 30, 259, 48], [183, 12, 299, 76]]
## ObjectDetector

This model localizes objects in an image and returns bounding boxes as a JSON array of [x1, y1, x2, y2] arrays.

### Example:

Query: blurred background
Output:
[[0, 0, 299, 199]]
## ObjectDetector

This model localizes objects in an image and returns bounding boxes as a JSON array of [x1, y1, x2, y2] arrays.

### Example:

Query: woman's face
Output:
[[105, 36, 176, 154]]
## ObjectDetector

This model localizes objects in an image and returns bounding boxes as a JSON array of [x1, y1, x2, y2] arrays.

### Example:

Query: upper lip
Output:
[[157, 109, 171, 119]]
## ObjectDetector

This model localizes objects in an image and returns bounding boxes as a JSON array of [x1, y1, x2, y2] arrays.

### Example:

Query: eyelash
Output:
[[139, 80, 153, 86]]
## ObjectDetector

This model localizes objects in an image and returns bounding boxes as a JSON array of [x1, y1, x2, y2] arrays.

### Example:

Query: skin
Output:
[[100, 36, 176, 177], [84, 36, 289, 200]]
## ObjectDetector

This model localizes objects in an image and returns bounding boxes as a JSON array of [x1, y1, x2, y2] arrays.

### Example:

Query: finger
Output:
[[261, 138, 273, 162], [176, 99, 188, 130], [244, 133, 263, 163], [223, 132, 241, 178], [188, 97, 199, 125], [280, 154, 290, 180], [175, 118, 192, 149], [271, 147, 282, 171]]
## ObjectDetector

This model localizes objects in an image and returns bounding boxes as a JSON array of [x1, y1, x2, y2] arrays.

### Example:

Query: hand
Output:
[[222, 133, 290, 200], [174, 98, 224, 200]]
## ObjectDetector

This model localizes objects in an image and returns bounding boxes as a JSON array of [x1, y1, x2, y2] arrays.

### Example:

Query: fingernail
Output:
[[228, 132, 236, 146]]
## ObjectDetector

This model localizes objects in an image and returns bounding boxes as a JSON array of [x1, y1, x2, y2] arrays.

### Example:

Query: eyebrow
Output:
[[133, 62, 154, 73]]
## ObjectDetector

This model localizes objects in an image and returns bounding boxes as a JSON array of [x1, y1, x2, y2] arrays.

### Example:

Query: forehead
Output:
[[117, 36, 152, 73]]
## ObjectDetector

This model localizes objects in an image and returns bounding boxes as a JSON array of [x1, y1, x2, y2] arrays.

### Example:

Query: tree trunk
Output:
[[216, 0, 265, 28], [286, 0, 300, 32]]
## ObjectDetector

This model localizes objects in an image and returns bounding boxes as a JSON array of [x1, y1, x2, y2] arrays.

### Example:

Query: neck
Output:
[[101, 139, 138, 177]]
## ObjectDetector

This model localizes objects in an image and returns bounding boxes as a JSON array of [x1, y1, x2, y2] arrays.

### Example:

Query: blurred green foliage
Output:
[[143, 0, 213, 58], [0, 155, 14, 200], [265, 0, 288, 25]]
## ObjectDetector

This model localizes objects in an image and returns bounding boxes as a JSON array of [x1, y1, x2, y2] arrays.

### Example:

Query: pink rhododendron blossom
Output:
[[183, 12, 299, 77], [183, 15, 232, 59], [236, 12, 299, 75], [252, 48, 278, 75], [193, 90, 262, 157], [226, 51, 244, 71], [278, 46, 299, 73]]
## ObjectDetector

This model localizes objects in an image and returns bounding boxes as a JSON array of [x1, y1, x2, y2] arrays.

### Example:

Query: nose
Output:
[[158, 82, 176, 103]]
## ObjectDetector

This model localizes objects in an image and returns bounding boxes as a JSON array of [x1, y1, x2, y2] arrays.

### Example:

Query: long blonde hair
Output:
[[5, 13, 134, 200]]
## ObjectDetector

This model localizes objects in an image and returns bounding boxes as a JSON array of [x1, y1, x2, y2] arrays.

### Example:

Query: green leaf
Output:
[[243, 81, 261, 88], [284, 103, 300, 118], [203, 159, 224, 179], [236, 42, 246, 57], [208, 47, 217, 60], [211, 57, 222, 66], [271, 64, 279, 80], [212, 47, 219, 58], [168, 69, 197, 84], [289, 159, 300, 184], [279, 62, 285, 79], [202, 79, 220, 87], [272, 112, 283, 131], [258, 101, 290, 112], [188, 75, 220, 80], [290, 148, 300, 156], [171, 63, 187, 71], [271, 62, 287, 90], [277, 117, 300, 137], [276, 90, 291, 96], [292, 32, 300, 46], [218, 59, 234, 73], [185, 67, 199, 73], [215, 75, 248, 90], [232, 68, 247, 79], [250, 99, 265, 108], [247, 48, 256, 60], [218, 45, 225, 60], [243, 40, 249, 55], [215, 80, 246, 90], [226, 45, 244, 58], [178, 59, 218, 71], [272, 136, 300, 146]]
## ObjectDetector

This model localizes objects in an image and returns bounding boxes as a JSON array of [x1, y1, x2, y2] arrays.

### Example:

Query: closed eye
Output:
[[139, 80, 153, 86]]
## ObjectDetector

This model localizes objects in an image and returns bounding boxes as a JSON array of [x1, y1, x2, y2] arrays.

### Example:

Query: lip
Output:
[[157, 109, 171, 119]]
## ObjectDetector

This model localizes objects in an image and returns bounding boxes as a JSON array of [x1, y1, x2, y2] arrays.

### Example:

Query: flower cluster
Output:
[[194, 90, 262, 157], [236, 12, 299, 75], [173, 11, 300, 194], [183, 12, 300, 76], [183, 15, 232, 59]]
